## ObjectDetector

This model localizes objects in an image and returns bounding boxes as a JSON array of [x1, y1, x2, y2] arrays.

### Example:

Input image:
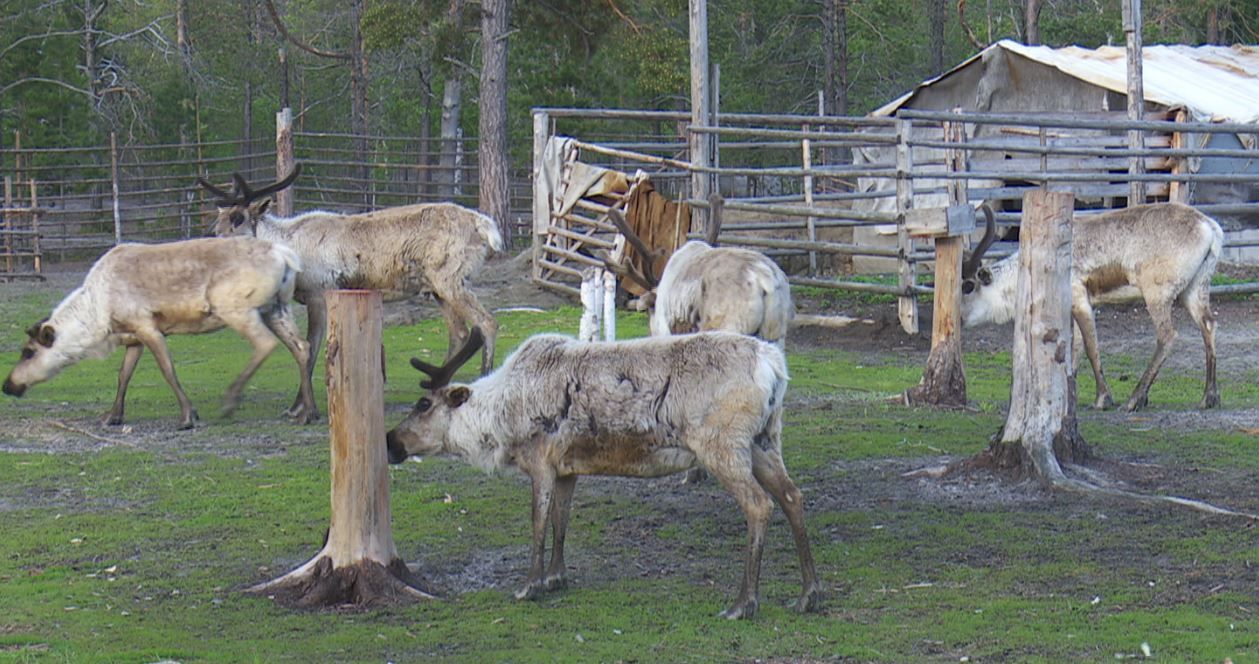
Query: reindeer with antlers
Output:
[[960, 202, 1223, 412], [603, 197, 795, 348], [199, 167, 503, 418], [386, 327, 822, 620]]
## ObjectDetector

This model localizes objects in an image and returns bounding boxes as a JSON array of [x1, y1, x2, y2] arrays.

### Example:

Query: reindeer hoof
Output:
[[682, 467, 708, 485], [103, 414, 124, 426], [543, 574, 567, 591], [1201, 392, 1220, 409], [1093, 394, 1115, 410], [288, 407, 319, 425], [514, 582, 544, 601], [719, 599, 758, 620], [794, 586, 823, 614], [177, 411, 199, 430], [1122, 396, 1148, 412]]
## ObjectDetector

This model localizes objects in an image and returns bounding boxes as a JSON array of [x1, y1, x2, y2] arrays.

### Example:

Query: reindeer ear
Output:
[[35, 324, 55, 347], [961, 279, 976, 295], [250, 198, 271, 217], [445, 386, 471, 409], [977, 267, 993, 286]]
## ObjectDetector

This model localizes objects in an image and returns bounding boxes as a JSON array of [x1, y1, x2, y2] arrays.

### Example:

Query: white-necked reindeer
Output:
[[386, 328, 821, 620], [199, 167, 502, 418], [3, 237, 316, 429], [961, 202, 1223, 412], [603, 197, 794, 347]]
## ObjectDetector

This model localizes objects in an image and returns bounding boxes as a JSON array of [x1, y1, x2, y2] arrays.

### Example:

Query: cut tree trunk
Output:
[[903, 235, 966, 407], [969, 190, 1088, 479], [247, 290, 435, 607]]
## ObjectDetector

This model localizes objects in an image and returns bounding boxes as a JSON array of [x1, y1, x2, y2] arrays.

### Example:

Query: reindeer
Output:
[[603, 197, 794, 347], [961, 202, 1223, 412], [199, 167, 502, 418], [3, 237, 316, 429], [386, 328, 822, 620]]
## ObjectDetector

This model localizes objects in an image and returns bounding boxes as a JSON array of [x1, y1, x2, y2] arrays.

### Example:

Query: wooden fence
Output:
[[531, 107, 1259, 333]]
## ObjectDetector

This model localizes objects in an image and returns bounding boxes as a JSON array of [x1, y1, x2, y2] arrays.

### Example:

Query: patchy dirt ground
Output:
[[5, 254, 1259, 607]]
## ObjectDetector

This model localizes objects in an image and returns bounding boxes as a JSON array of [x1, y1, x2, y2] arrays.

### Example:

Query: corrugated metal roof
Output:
[[874, 39, 1259, 123]]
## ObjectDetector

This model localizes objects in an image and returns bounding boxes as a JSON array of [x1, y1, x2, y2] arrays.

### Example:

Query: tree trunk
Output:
[[1024, 0, 1042, 45], [248, 291, 435, 607], [970, 191, 1088, 479], [478, 0, 512, 247], [438, 75, 464, 198], [928, 0, 946, 75], [349, 0, 371, 210], [176, 0, 192, 70]]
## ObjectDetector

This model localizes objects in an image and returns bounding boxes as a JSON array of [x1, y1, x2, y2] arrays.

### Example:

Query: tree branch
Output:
[[0, 76, 95, 98], [956, 0, 983, 49], [263, 0, 350, 60]]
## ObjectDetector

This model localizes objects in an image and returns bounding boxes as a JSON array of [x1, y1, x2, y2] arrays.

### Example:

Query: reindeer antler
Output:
[[706, 193, 724, 246], [198, 164, 302, 207], [603, 207, 660, 290], [410, 327, 485, 390], [963, 202, 997, 280]]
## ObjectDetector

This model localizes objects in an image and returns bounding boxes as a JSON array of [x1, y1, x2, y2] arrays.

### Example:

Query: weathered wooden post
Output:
[[110, 132, 122, 245], [977, 190, 1088, 477], [249, 290, 434, 606], [275, 107, 295, 218], [904, 117, 971, 407], [894, 118, 919, 335]]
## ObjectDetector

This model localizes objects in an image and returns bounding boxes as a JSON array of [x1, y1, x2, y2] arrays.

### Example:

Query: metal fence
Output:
[[0, 123, 534, 271]]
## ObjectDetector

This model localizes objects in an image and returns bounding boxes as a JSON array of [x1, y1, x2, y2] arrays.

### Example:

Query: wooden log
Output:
[[275, 108, 295, 218], [895, 118, 919, 335], [972, 190, 1088, 477], [248, 290, 435, 607]]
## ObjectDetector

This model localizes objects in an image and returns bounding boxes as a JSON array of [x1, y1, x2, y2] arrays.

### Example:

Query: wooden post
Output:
[[29, 178, 41, 276], [973, 190, 1088, 477], [689, 0, 711, 234], [110, 132, 122, 245], [1168, 109, 1188, 204], [275, 107, 295, 218], [1124, 0, 1145, 205], [3, 176, 11, 273], [894, 118, 919, 335], [531, 110, 550, 282], [904, 118, 969, 406], [801, 123, 817, 275], [248, 290, 435, 607]]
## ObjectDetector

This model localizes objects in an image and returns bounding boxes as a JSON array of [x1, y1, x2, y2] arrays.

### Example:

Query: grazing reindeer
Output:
[[604, 201, 794, 346], [3, 237, 316, 429], [200, 167, 502, 417], [386, 328, 822, 620], [961, 202, 1223, 412]]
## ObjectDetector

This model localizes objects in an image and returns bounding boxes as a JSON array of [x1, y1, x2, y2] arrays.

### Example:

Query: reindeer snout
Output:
[[386, 430, 408, 464], [2, 377, 25, 397]]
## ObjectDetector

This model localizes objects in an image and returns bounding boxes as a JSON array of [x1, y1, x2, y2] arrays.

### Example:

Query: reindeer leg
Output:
[[1126, 298, 1178, 412], [105, 343, 144, 426], [435, 297, 470, 364], [288, 294, 326, 417], [751, 446, 822, 614], [264, 307, 317, 423], [543, 474, 578, 591], [443, 287, 498, 376], [1071, 292, 1114, 410], [220, 310, 279, 419], [695, 439, 770, 620], [1182, 280, 1219, 409], [133, 328, 197, 430], [516, 458, 556, 601]]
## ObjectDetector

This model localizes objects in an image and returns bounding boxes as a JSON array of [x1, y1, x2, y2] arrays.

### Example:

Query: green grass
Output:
[[0, 283, 1256, 662]]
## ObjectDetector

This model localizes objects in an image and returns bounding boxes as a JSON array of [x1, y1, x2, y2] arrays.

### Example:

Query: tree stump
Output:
[[904, 234, 967, 407], [971, 190, 1088, 479], [248, 290, 435, 607]]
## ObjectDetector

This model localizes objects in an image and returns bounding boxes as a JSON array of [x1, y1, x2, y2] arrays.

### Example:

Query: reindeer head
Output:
[[386, 328, 485, 464], [3, 319, 60, 397], [199, 165, 301, 237], [961, 203, 998, 297], [959, 203, 1017, 328]]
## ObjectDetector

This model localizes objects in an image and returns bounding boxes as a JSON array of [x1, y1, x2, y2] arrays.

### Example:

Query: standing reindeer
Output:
[[603, 199, 794, 347], [3, 237, 316, 429], [961, 202, 1223, 412], [199, 167, 502, 418], [386, 328, 822, 620]]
